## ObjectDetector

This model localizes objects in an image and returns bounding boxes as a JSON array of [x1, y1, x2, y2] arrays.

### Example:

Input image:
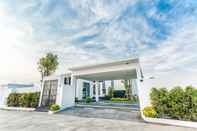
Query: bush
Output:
[[75, 97, 79, 103], [50, 104, 60, 111], [111, 98, 129, 102], [150, 88, 169, 117], [85, 97, 92, 103], [99, 95, 111, 100], [143, 106, 158, 118], [7, 92, 40, 108], [131, 95, 139, 103], [7, 93, 21, 107], [108, 87, 114, 98], [113, 90, 126, 98], [150, 86, 197, 121]]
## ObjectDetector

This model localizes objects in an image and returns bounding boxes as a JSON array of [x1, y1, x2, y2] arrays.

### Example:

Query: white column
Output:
[[71, 76, 77, 104], [95, 81, 99, 102]]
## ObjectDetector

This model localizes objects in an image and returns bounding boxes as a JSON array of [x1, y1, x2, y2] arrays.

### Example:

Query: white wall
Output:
[[0, 87, 5, 107]]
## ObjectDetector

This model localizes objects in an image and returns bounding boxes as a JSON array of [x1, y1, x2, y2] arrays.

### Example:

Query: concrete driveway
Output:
[[0, 110, 196, 131], [60, 106, 141, 121]]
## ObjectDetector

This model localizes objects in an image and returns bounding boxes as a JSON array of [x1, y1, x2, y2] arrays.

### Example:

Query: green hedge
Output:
[[7, 92, 40, 108], [85, 97, 92, 103], [150, 86, 197, 121], [113, 90, 126, 98]]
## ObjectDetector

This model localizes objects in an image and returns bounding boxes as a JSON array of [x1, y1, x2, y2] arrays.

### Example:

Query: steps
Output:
[[35, 107, 49, 112]]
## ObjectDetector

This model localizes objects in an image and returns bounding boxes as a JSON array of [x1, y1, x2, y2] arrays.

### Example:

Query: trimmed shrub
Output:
[[168, 87, 185, 120], [50, 104, 60, 111], [99, 95, 111, 100], [150, 86, 197, 121], [150, 88, 169, 117], [131, 95, 139, 103], [108, 87, 114, 98], [75, 97, 79, 103], [7, 92, 40, 108], [7, 93, 21, 107], [111, 98, 129, 102], [113, 90, 126, 98], [143, 106, 158, 118], [85, 97, 92, 103]]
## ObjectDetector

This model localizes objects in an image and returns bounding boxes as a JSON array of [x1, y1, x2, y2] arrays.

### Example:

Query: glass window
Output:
[[64, 77, 71, 85]]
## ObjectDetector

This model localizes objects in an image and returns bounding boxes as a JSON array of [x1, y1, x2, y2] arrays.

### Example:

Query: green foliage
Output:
[[130, 95, 139, 103], [123, 80, 132, 100], [75, 97, 79, 103], [111, 98, 129, 102], [143, 106, 158, 118], [113, 90, 126, 98], [150, 86, 197, 121], [7, 93, 21, 107], [110, 96, 138, 103], [50, 104, 60, 111], [38, 53, 59, 80], [7, 92, 40, 108], [108, 87, 114, 98], [100, 95, 111, 100], [85, 97, 92, 103], [150, 88, 169, 117]]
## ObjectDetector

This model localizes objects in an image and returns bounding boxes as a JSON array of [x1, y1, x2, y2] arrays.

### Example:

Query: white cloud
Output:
[[141, 18, 197, 77]]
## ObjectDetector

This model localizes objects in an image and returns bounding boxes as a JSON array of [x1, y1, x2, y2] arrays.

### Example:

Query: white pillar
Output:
[[95, 81, 99, 102], [71, 76, 77, 104]]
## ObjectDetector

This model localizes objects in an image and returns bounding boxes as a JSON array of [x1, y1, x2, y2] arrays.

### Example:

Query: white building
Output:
[[39, 58, 142, 109], [0, 83, 40, 107]]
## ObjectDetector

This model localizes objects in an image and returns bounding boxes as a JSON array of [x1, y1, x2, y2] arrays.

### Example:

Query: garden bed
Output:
[[1, 106, 35, 112], [143, 116, 197, 129]]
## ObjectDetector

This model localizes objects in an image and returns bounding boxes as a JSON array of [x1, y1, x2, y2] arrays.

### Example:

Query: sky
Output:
[[0, 0, 197, 86]]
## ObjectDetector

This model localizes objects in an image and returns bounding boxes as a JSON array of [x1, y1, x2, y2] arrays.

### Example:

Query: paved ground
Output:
[[60, 107, 141, 121], [0, 109, 196, 131]]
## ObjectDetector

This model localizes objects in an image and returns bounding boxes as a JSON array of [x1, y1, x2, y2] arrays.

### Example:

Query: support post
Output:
[[95, 81, 99, 102], [71, 76, 77, 104]]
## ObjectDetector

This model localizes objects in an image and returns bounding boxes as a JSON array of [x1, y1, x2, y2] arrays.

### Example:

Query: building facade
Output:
[[39, 58, 142, 109]]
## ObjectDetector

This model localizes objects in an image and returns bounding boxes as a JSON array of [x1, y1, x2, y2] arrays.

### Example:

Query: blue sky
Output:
[[0, 0, 197, 85]]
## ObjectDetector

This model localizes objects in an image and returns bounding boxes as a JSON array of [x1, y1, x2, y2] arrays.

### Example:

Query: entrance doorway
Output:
[[41, 80, 58, 107], [82, 82, 90, 99]]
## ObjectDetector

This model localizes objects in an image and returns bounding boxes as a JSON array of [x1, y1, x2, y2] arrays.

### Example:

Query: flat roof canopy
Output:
[[75, 69, 137, 81], [69, 58, 141, 81]]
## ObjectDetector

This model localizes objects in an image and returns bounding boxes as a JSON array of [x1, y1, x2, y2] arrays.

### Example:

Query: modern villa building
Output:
[[39, 58, 142, 109]]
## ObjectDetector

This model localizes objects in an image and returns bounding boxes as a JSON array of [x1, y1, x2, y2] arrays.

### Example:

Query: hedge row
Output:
[[150, 86, 197, 121], [7, 92, 40, 108]]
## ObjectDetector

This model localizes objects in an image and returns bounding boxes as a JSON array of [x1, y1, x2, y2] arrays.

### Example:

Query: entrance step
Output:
[[35, 107, 49, 112]]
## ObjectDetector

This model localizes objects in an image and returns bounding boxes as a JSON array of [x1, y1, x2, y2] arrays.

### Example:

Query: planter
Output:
[[48, 110, 60, 115], [142, 115, 197, 129], [1, 106, 36, 112]]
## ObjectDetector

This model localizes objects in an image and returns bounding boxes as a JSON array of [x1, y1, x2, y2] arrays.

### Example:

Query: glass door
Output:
[[82, 82, 90, 99]]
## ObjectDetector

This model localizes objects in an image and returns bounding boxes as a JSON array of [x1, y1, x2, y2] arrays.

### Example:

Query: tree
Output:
[[38, 53, 59, 84], [108, 86, 114, 98]]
